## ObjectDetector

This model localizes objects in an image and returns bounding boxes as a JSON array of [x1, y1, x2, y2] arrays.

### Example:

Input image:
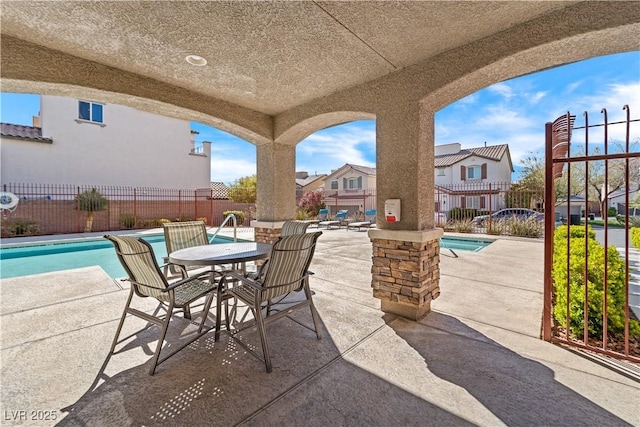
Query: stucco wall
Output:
[[1, 96, 211, 189]]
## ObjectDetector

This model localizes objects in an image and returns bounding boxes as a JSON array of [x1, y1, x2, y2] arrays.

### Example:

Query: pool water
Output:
[[0, 234, 236, 279], [440, 236, 493, 252]]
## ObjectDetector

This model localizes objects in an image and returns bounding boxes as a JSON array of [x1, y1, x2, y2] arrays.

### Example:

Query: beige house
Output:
[[1, 95, 211, 190], [322, 164, 376, 215], [434, 143, 514, 214]]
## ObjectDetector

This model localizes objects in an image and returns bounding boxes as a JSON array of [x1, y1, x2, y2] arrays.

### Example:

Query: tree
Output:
[[298, 189, 325, 216], [228, 175, 257, 203], [573, 141, 640, 215], [75, 188, 108, 232], [517, 149, 582, 202]]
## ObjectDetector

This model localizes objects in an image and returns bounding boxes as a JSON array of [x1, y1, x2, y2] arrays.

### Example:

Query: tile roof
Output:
[[296, 174, 326, 188], [210, 182, 229, 199], [1, 123, 52, 143], [346, 164, 376, 176], [434, 144, 509, 167]]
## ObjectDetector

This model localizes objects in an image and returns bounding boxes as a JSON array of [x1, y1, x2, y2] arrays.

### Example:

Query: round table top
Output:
[[169, 242, 271, 266]]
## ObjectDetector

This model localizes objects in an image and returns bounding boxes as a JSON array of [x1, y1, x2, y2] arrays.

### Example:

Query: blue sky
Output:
[[2, 51, 638, 184]]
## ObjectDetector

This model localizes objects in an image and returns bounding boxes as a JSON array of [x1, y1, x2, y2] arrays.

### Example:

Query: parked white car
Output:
[[472, 208, 542, 226]]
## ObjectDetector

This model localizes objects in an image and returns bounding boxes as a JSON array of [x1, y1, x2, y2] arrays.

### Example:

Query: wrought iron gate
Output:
[[543, 106, 639, 363]]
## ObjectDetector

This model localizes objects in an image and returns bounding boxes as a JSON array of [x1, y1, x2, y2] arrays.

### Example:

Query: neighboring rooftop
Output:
[[0, 122, 52, 143], [434, 143, 512, 170], [210, 182, 229, 199]]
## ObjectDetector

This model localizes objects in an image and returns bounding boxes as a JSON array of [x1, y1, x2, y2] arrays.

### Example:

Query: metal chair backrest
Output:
[[281, 220, 311, 236], [163, 221, 209, 253], [104, 235, 168, 299], [261, 231, 322, 300]]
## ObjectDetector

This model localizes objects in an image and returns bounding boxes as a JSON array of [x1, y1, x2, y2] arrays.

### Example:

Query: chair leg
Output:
[[254, 307, 272, 373], [110, 288, 135, 354], [148, 301, 175, 376], [183, 305, 192, 320], [304, 280, 322, 340], [215, 282, 225, 342], [198, 293, 215, 333]]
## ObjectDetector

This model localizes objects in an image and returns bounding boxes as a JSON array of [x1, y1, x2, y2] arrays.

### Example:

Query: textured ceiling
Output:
[[0, 1, 576, 115]]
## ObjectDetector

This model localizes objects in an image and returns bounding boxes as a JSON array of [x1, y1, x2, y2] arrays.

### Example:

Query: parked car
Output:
[[472, 208, 542, 226]]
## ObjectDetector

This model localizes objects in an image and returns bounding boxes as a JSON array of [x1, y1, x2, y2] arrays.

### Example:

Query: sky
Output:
[[1, 51, 638, 185]]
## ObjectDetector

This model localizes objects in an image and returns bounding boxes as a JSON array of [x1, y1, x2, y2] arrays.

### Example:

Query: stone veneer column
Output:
[[369, 228, 443, 320], [370, 101, 442, 320]]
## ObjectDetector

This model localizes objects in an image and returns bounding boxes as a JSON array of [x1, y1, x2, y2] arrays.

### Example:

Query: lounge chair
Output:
[[318, 209, 348, 229], [347, 209, 376, 231], [218, 231, 323, 372], [104, 235, 217, 375]]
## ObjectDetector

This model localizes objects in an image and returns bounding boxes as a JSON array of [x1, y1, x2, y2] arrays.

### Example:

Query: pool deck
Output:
[[1, 228, 638, 426]]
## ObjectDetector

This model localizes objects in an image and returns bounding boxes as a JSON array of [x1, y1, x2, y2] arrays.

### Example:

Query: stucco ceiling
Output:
[[0, 1, 579, 116]]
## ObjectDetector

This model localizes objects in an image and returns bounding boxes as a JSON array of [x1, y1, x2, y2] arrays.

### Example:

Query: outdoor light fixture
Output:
[[185, 55, 207, 66]]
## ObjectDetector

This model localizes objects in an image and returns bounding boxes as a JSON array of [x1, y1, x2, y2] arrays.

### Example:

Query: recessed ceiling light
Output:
[[185, 55, 207, 66]]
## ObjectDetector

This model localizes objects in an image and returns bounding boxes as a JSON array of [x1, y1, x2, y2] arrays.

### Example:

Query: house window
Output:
[[330, 180, 338, 190], [78, 101, 104, 124], [348, 177, 362, 189], [467, 166, 481, 179], [437, 168, 445, 176]]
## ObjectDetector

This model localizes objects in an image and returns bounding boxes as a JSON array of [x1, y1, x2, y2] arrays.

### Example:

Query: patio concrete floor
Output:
[[1, 228, 638, 426]]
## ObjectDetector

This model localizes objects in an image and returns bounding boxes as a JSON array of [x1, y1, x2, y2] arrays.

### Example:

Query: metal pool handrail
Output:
[[209, 213, 238, 243]]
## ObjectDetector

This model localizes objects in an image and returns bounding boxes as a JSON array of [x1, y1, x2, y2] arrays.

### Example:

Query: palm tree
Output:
[[75, 188, 108, 232]]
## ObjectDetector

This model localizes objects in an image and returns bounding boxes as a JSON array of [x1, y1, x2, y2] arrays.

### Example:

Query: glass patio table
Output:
[[169, 242, 272, 336]]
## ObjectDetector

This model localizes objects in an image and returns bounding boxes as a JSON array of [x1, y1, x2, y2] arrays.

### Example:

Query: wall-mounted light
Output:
[[185, 55, 207, 66]]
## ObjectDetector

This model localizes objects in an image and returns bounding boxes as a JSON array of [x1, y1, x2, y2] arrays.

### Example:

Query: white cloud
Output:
[[487, 82, 514, 99], [529, 91, 548, 104], [210, 157, 256, 185]]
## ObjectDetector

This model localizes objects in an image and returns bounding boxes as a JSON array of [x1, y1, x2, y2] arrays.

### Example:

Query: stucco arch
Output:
[[0, 36, 273, 147], [274, 111, 376, 147], [420, 24, 640, 112]]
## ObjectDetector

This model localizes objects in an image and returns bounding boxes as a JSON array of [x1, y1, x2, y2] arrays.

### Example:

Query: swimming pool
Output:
[[440, 236, 494, 252], [0, 234, 238, 279]]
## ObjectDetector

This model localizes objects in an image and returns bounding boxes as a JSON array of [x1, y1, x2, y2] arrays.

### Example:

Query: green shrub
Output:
[[6, 219, 39, 236], [450, 218, 473, 233], [607, 207, 617, 217], [175, 216, 193, 222], [223, 210, 245, 225], [119, 213, 136, 229], [486, 219, 505, 235], [295, 208, 313, 220], [157, 218, 171, 225], [632, 228, 640, 249], [552, 225, 640, 339], [449, 207, 483, 221], [504, 216, 543, 238], [196, 217, 208, 224]]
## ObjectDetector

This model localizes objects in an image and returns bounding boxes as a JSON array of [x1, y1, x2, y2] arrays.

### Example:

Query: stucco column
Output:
[[252, 142, 296, 244], [369, 101, 443, 320]]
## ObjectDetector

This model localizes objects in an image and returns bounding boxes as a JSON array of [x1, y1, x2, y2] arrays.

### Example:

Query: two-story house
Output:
[[434, 142, 513, 214], [322, 164, 376, 215], [1, 95, 211, 189]]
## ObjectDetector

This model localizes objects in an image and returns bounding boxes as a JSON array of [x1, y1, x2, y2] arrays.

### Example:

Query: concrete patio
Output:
[[1, 229, 638, 426]]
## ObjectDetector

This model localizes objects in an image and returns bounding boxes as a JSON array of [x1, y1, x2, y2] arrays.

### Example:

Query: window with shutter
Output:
[[481, 163, 487, 179], [480, 196, 486, 209], [461, 196, 466, 209], [460, 166, 466, 181]]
